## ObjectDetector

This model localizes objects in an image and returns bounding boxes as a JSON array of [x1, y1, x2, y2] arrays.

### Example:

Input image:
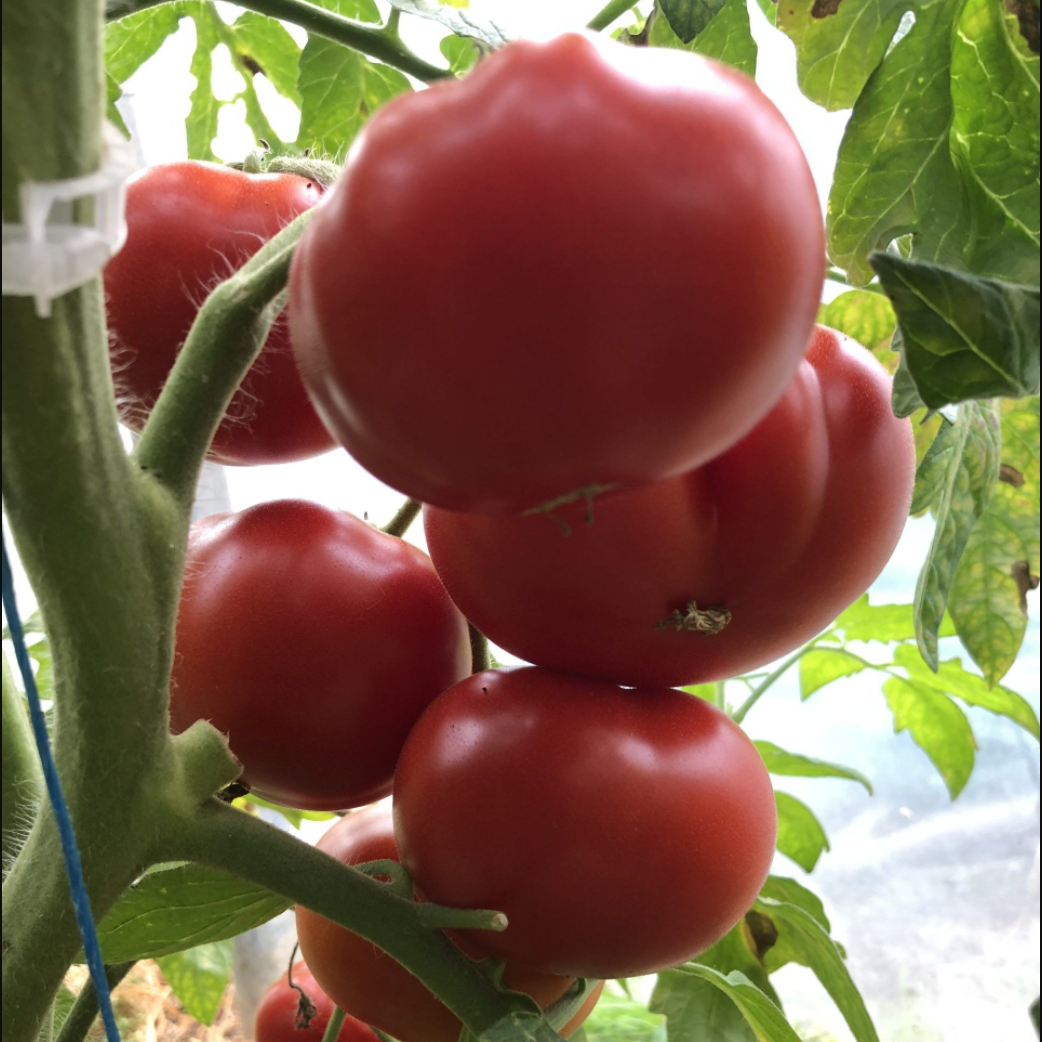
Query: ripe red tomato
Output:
[[393, 668, 777, 979], [296, 805, 602, 1042], [105, 162, 334, 466], [289, 32, 823, 513], [168, 500, 470, 810], [255, 963, 377, 1042], [425, 327, 915, 687]]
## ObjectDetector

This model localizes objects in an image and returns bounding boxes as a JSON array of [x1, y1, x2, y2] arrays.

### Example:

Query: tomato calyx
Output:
[[655, 600, 732, 635], [522, 483, 620, 535]]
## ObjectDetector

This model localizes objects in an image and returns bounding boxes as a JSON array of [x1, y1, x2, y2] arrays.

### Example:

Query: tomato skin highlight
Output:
[[255, 963, 378, 1042], [289, 32, 824, 513], [393, 668, 777, 979], [424, 327, 915, 687], [105, 162, 334, 466], [296, 805, 601, 1042], [168, 500, 471, 810]]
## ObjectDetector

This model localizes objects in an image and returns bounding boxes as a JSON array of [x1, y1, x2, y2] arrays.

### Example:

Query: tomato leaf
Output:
[[774, 792, 830, 872], [469, 1013, 567, 1041], [819, 290, 896, 360], [755, 741, 873, 793], [950, 0, 1040, 284], [655, 966, 800, 1042], [892, 645, 1040, 737], [659, 0, 729, 42], [798, 647, 870, 699], [157, 940, 233, 1026], [385, 0, 513, 47], [759, 876, 830, 933], [753, 898, 879, 1042], [872, 254, 1040, 412], [948, 397, 1041, 684], [105, 3, 181, 126], [577, 989, 665, 1041], [912, 401, 1001, 669], [440, 34, 485, 76], [91, 863, 290, 962], [827, 0, 969, 286], [882, 676, 976, 798], [648, 0, 757, 76], [225, 10, 303, 106], [650, 963, 758, 1042], [777, 0, 910, 111], [185, 4, 221, 160]]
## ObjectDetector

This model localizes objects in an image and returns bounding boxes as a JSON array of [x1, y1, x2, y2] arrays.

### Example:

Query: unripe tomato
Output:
[[255, 963, 377, 1041], [296, 805, 602, 1041], [289, 32, 823, 513], [425, 327, 915, 686], [393, 668, 777, 979], [105, 162, 334, 466], [169, 500, 470, 810]]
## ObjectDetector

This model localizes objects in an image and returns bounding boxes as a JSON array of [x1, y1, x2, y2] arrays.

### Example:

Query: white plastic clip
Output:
[[1, 123, 138, 317]]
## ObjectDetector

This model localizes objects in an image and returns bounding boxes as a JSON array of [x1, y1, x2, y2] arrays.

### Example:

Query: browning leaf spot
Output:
[[1005, 0, 1040, 53], [1011, 560, 1040, 615], [811, 0, 842, 17], [743, 910, 778, 960], [240, 53, 264, 77], [1000, 463, 1026, 487]]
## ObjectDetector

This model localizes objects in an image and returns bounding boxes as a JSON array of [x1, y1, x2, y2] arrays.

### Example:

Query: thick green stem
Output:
[[134, 211, 312, 508], [587, 0, 636, 31], [321, 1006, 347, 1042], [171, 799, 558, 1039], [1, 653, 43, 867], [105, 0, 451, 82], [55, 962, 136, 1042], [382, 498, 422, 539]]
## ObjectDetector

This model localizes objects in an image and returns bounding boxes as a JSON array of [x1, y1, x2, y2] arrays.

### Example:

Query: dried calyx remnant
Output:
[[656, 600, 732, 635]]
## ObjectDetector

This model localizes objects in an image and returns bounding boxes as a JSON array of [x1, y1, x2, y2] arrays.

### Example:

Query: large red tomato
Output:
[[255, 963, 377, 1042], [425, 327, 915, 687], [289, 32, 823, 513], [105, 162, 334, 466], [296, 805, 602, 1042], [393, 668, 777, 979], [168, 500, 470, 810]]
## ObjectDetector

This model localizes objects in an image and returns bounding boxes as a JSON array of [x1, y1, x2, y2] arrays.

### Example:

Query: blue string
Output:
[[2, 533, 121, 1042]]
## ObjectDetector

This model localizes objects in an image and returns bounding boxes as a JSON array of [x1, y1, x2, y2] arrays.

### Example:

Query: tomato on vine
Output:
[[393, 667, 777, 979], [168, 500, 470, 810], [105, 162, 334, 465], [289, 32, 824, 513], [255, 963, 378, 1042], [425, 327, 915, 687], [296, 805, 602, 1042]]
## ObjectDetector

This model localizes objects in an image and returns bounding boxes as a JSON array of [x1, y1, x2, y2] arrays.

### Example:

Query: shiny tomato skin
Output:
[[393, 668, 777, 979], [255, 963, 378, 1042], [105, 162, 334, 466], [296, 805, 601, 1042], [169, 500, 470, 810], [424, 327, 915, 687], [289, 32, 824, 513]]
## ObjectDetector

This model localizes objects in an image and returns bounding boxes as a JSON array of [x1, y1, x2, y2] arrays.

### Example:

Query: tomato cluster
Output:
[[112, 29, 915, 1042]]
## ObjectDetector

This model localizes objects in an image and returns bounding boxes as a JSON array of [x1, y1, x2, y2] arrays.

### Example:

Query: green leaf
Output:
[[833, 596, 912, 642], [755, 741, 873, 793], [882, 676, 976, 797], [50, 984, 78, 1036], [27, 638, 54, 703], [753, 898, 879, 1042], [580, 989, 666, 1042], [759, 875, 830, 933], [385, 0, 512, 47], [93, 863, 290, 962], [949, 396, 1041, 683], [799, 647, 869, 698], [185, 4, 221, 160], [893, 644, 1040, 737], [648, 0, 758, 76], [913, 401, 1001, 668], [660, 0, 729, 41], [950, 0, 1040, 284], [774, 792, 829, 872], [440, 34, 484, 75], [157, 940, 233, 1026], [105, 4, 181, 124], [226, 11, 302, 104], [872, 254, 1040, 410], [820, 290, 897, 359], [827, 0, 968, 285], [654, 966, 800, 1042], [777, 0, 909, 111], [684, 683, 718, 703], [651, 959, 757, 1041]]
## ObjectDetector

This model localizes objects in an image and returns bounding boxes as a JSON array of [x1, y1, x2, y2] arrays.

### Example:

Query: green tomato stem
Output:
[[54, 962, 136, 1042], [469, 625, 492, 672], [321, 1006, 347, 1042], [1, 651, 44, 868], [586, 0, 637, 31], [382, 497, 422, 539], [731, 643, 818, 725]]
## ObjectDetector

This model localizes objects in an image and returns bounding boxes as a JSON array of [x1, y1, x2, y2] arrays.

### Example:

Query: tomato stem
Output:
[[321, 1006, 346, 1042], [469, 624, 492, 672], [104, 0, 452, 83], [731, 642, 819, 725], [586, 0, 638, 32], [53, 963, 136, 1042], [382, 497, 422, 538]]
